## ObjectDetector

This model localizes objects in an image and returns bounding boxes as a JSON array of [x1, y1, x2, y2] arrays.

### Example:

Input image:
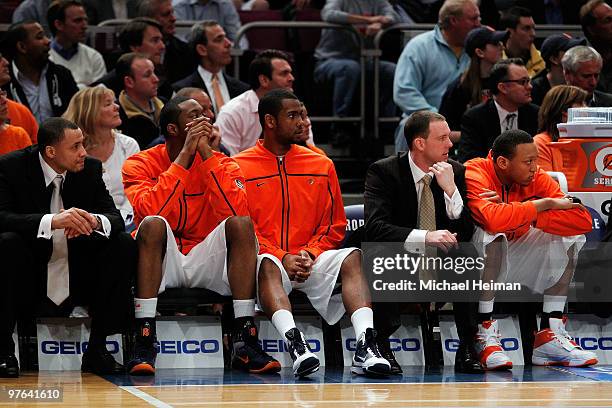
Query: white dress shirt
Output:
[[494, 99, 519, 131], [37, 153, 111, 239], [216, 89, 315, 156], [197, 65, 230, 114], [403, 151, 463, 254]]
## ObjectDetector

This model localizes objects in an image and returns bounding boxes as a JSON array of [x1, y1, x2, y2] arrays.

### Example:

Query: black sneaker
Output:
[[351, 328, 391, 377], [376, 336, 403, 375], [127, 319, 157, 376], [285, 328, 320, 377], [231, 319, 281, 374], [0, 354, 19, 378]]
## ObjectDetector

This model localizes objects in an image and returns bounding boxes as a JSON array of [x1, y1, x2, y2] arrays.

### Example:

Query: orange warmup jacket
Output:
[[234, 141, 346, 261], [465, 152, 592, 240], [122, 144, 249, 254]]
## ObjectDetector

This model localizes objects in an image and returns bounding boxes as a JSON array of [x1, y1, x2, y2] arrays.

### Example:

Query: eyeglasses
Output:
[[502, 78, 531, 87]]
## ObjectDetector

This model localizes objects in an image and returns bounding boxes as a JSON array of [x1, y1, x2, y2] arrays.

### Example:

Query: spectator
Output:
[[81, 0, 139, 25], [0, 53, 38, 143], [173, 0, 243, 43], [394, 0, 480, 152], [121, 95, 281, 376], [0, 90, 32, 155], [172, 21, 249, 116], [457, 59, 539, 162], [465, 129, 596, 370], [216, 49, 314, 156], [235, 89, 391, 378], [534, 85, 587, 172], [562, 45, 612, 107], [439, 26, 507, 140], [93, 18, 172, 100], [580, 0, 612, 93], [137, 0, 196, 84], [62, 85, 140, 227], [11, 0, 52, 32], [313, 0, 396, 147], [500, 7, 545, 78], [2, 21, 78, 123], [175, 86, 222, 152], [115, 53, 164, 149], [0, 117, 136, 378], [47, 0, 107, 88], [531, 34, 586, 106]]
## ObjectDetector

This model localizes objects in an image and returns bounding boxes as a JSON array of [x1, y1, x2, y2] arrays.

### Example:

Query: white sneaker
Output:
[[351, 328, 391, 376], [285, 328, 320, 377], [532, 317, 598, 367], [475, 320, 513, 370]]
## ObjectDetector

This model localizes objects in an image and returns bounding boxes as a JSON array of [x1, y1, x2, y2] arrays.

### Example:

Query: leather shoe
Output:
[[82, 347, 125, 375], [376, 336, 403, 375], [0, 354, 19, 378], [455, 342, 483, 374]]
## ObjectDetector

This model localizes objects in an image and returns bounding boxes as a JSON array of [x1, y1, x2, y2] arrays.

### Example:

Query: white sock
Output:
[[478, 299, 495, 314], [271, 309, 296, 339], [543, 295, 566, 314], [351, 307, 373, 340], [233, 299, 256, 318], [135, 297, 157, 319]]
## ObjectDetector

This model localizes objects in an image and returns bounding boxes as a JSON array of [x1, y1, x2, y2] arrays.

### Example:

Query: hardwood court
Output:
[[2, 366, 612, 407]]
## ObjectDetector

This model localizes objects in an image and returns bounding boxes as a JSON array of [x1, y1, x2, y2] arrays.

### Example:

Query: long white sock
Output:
[[478, 299, 495, 314], [271, 309, 296, 339], [233, 299, 256, 318], [543, 295, 566, 314], [351, 307, 373, 340], [135, 297, 157, 319]]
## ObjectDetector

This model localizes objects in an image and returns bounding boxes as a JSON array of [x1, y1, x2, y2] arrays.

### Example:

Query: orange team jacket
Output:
[[234, 141, 347, 261], [122, 144, 249, 254], [465, 152, 592, 240]]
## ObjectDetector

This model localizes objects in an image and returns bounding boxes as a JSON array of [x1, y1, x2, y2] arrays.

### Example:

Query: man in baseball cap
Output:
[[531, 34, 586, 105]]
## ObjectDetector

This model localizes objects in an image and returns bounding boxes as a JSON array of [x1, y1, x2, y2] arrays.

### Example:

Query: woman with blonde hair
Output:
[[534, 85, 587, 171], [63, 85, 139, 229]]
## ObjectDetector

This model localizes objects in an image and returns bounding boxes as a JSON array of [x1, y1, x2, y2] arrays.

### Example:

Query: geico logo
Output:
[[574, 337, 612, 351], [41, 340, 120, 354], [345, 219, 365, 231], [444, 338, 519, 352], [154, 340, 220, 354], [259, 339, 321, 353], [346, 338, 420, 352]]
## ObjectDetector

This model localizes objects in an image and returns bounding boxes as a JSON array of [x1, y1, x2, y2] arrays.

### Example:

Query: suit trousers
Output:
[[0, 231, 136, 354]]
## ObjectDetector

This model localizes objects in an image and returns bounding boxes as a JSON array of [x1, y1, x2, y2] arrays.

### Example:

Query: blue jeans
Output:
[[314, 58, 396, 118]]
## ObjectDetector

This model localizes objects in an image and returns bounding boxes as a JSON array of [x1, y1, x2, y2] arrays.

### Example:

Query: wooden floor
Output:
[[2, 367, 612, 407]]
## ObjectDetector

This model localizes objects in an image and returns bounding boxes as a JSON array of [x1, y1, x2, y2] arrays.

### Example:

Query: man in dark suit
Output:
[[0, 118, 136, 377], [562, 45, 612, 108], [365, 110, 482, 374], [458, 58, 539, 163], [172, 20, 250, 116]]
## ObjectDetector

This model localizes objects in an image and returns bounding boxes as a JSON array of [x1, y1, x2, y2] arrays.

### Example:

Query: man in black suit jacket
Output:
[[458, 58, 539, 163], [172, 21, 250, 116], [365, 111, 483, 374], [0, 118, 136, 378]]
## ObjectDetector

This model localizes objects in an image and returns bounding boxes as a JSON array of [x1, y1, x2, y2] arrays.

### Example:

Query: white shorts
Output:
[[472, 226, 586, 293], [256, 248, 359, 325], [135, 216, 231, 296]]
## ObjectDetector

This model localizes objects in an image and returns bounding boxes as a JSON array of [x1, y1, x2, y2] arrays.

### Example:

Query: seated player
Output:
[[234, 89, 391, 377], [465, 129, 598, 369], [122, 95, 280, 375]]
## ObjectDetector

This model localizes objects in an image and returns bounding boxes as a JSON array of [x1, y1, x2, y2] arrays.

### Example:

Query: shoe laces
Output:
[[288, 331, 308, 355], [477, 328, 502, 348], [364, 330, 383, 358], [550, 327, 579, 350]]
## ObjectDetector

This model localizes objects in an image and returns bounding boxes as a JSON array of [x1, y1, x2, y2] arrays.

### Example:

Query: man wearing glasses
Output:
[[457, 59, 539, 163]]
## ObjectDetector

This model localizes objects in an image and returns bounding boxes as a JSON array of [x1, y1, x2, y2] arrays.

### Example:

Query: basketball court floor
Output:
[[3, 365, 612, 406]]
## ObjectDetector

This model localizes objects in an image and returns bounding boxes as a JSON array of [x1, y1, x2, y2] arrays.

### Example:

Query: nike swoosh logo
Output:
[[257, 182, 266, 187]]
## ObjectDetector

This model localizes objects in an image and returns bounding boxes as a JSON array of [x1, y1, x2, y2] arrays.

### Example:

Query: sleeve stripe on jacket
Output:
[[210, 171, 237, 216]]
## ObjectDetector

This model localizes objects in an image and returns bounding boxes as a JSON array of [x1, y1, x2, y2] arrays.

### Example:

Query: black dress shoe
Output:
[[455, 342, 483, 374], [0, 354, 19, 378], [82, 347, 125, 375], [376, 336, 403, 375]]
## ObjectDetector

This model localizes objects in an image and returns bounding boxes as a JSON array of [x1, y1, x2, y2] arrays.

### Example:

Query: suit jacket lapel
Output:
[[26, 147, 52, 213], [398, 152, 418, 227]]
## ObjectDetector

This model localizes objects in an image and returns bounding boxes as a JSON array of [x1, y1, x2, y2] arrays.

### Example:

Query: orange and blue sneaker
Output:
[[127, 319, 157, 376], [475, 320, 513, 370], [231, 319, 281, 374]]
